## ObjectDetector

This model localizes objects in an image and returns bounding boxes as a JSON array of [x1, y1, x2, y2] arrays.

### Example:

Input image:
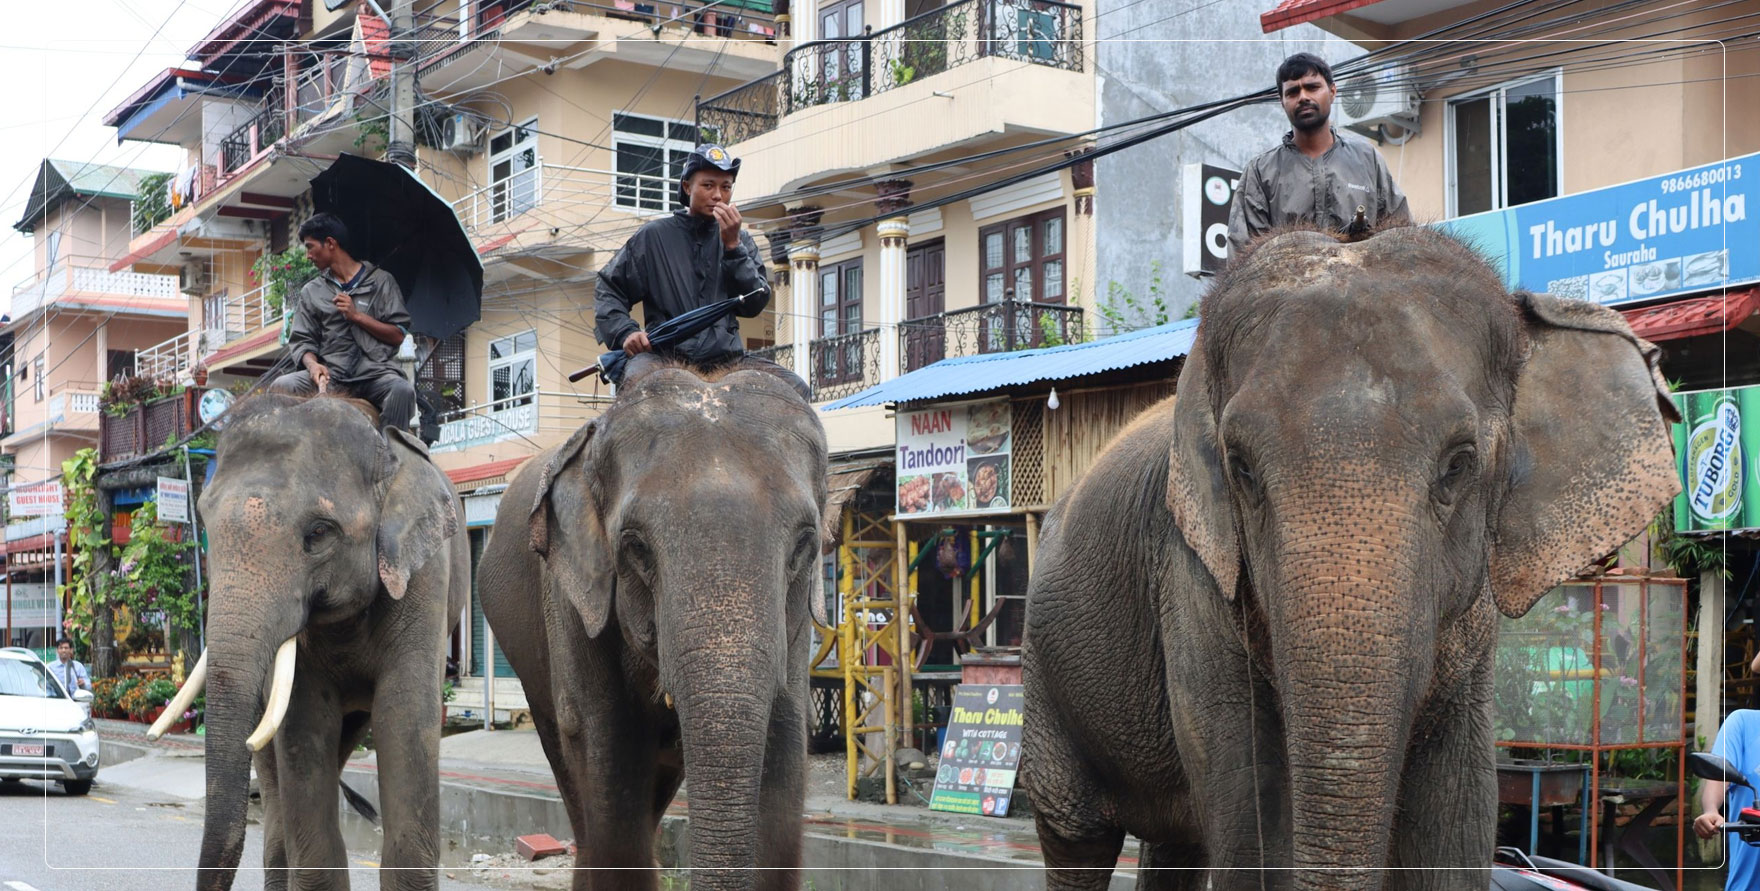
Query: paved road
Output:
[[0, 777, 497, 890]]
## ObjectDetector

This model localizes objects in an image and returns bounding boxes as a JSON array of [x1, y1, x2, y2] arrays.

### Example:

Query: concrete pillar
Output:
[[876, 217, 908, 382], [1697, 569, 1726, 747], [788, 243, 820, 385], [95, 322, 109, 382], [1067, 148, 1098, 324]]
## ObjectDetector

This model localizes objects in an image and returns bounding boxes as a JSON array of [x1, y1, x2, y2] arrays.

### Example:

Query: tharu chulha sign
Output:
[[929, 684, 1024, 816], [1673, 384, 1760, 533]]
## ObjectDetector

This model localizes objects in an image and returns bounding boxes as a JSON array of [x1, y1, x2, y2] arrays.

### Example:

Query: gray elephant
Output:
[[1019, 227, 1680, 891], [155, 395, 468, 891], [477, 362, 828, 891]]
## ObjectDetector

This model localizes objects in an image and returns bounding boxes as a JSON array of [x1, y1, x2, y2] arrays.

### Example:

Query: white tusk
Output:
[[246, 638, 298, 752], [146, 650, 209, 740]]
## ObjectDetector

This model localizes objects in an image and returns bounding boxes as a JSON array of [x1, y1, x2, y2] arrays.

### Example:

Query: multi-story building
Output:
[[104, 0, 785, 708], [4, 159, 185, 650]]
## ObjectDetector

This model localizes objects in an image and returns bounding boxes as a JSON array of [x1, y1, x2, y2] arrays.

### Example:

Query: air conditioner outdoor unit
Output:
[[444, 113, 485, 154], [179, 259, 211, 296], [1333, 65, 1421, 143]]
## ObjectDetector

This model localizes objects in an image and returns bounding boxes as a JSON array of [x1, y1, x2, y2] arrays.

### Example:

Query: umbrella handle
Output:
[[567, 364, 596, 384]]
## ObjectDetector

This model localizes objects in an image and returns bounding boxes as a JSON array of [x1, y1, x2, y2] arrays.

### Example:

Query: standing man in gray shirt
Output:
[[1227, 53, 1411, 254]]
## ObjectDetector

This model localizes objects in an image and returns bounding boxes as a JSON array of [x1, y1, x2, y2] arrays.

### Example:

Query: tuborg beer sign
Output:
[[1673, 384, 1760, 533]]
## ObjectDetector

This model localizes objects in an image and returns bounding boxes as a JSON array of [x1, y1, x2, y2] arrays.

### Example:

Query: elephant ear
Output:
[[1166, 335, 1241, 599], [376, 426, 462, 600], [1491, 291, 1681, 618], [528, 421, 616, 638]]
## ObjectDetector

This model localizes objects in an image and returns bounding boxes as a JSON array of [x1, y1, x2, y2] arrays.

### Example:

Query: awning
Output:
[[822, 458, 892, 551], [447, 457, 530, 492], [1260, 0, 1387, 32], [822, 318, 1199, 411], [1621, 288, 1760, 342]]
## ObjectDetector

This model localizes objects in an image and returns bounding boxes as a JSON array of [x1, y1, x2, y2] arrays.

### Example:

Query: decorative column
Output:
[[764, 229, 793, 349], [784, 206, 823, 386], [874, 180, 912, 382], [1066, 148, 1097, 323]]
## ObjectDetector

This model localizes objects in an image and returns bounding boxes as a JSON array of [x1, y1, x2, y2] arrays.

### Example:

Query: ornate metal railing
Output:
[[218, 96, 286, 175], [808, 329, 882, 401], [697, 70, 783, 146], [698, 0, 1082, 142], [749, 342, 794, 370], [899, 301, 1082, 371]]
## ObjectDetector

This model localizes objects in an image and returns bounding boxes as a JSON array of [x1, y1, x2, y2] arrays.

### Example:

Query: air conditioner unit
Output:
[[1333, 65, 1421, 143], [179, 259, 211, 296], [444, 113, 485, 154]]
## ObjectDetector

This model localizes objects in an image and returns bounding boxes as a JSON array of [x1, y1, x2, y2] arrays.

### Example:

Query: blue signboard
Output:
[[1437, 153, 1757, 306]]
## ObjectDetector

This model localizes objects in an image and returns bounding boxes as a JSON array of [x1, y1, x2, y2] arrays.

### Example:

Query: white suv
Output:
[[0, 648, 101, 795]]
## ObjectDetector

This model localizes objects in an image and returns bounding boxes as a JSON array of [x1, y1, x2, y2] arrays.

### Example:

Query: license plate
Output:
[[12, 744, 45, 757]]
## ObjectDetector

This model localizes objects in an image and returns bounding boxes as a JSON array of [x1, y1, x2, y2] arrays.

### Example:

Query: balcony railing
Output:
[[899, 301, 1083, 371], [432, 390, 614, 453], [218, 92, 287, 177], [749, 342, 794, 371], [809, 328, 882, 402], [417, 0, 777, 66], [136, 329, 229, 384], [9, 259, 180, 319], [698, 0, 1083, 144], [47, 381, 103, 434], [209, 284, 289, 344], [450, 162, 675, 239]]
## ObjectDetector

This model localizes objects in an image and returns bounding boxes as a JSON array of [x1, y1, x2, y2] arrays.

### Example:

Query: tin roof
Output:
[[822, 317, 1198, 410]]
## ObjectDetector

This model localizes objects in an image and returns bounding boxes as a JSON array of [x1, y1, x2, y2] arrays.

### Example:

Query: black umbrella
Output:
[[569, 288, 766, 385], [310, 154, 483, 341]]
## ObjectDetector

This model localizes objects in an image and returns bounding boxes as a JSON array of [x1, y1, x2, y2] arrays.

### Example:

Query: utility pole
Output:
[[387, 0, 418, 169]]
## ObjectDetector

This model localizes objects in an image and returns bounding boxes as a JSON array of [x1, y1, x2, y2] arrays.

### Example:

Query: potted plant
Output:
[[441, 680, 456, 724], [250, 247, 319, 318]]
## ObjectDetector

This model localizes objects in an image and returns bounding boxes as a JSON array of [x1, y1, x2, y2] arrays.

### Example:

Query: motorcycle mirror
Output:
[[1688, 752, 1755, 789]]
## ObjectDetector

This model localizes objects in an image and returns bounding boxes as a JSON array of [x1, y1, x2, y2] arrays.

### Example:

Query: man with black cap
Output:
[[595, 143, 807, 396]]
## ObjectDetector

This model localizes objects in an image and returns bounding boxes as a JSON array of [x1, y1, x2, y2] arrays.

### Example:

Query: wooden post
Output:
[[1696, 569, 1726, 865], [90, 485, 118, 678], [896, 521, 912, 749]]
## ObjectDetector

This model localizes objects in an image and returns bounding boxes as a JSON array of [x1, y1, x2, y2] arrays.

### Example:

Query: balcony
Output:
[[45, 382, 103, 436], [451, 162, 674, 253], [432, 390, 613, 453], [900, 301, 1083, 372], [809, 329, 883, 402], [749, 343, 794, 371], [217, 92, 288, 179], [136, 329, 230, 384], [9, 259, 180, 320], [699, 0, 1084, 149], [207, 284, 288, 345]]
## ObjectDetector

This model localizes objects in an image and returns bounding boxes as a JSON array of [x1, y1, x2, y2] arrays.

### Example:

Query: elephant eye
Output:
[[1229, 454, 1263, 504], [622, 533, 656, 576], [303, 520, 335, 553], [1434, 446, 1478, 505], [789, 529, 819, 574]]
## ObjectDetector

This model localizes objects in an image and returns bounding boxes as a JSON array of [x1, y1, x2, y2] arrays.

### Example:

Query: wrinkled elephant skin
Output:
[[1020, 228, 1681, 891], [478, 365, 828, 891], [196, 396, 469, 891]]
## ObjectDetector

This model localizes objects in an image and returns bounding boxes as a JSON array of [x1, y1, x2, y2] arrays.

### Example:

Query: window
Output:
[[44, 231, 61, 272], [106, 350, 134, 381], [488, 330, 536, 408], [1448, 73, 1560, 216], [979, 208, 1065, 304], [613, 113, 702, 212], [817, 0, 865, 102], [488, 118, 539, 223], [33, 356, 44, 402], [814, 259, 864, 387]]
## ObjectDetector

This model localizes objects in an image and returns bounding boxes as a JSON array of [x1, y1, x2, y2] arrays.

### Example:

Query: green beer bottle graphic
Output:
[[1743, 386, 1760, 526], [1683, 390, 1746, 531]]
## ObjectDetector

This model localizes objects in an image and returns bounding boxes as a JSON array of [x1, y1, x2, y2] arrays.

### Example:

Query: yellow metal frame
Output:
[[822, 508, 910, 803]]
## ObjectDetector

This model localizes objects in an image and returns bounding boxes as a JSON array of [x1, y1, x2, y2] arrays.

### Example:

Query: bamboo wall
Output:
[[1018, 380, 1177, 509]]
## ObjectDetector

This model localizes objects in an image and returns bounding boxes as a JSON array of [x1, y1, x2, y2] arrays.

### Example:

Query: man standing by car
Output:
[[594, 144, 809, 398], [1227, 53, 1411, 254], [53, 637, 90, 695]]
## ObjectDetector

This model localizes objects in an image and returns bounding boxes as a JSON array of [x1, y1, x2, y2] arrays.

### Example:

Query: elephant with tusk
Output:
[[1019, 227, 1682, 891], [176, 395, 467, 891]]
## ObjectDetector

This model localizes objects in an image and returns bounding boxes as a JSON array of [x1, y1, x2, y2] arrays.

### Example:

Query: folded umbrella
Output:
[[570, 289, 766, 385], [310, 154, 483, 341]]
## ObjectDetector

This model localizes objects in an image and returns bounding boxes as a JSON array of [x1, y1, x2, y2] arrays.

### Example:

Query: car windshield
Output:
[[0, 659, 66, 699]]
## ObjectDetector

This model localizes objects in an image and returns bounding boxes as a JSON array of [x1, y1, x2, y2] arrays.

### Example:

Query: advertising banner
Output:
[[5, 582, 59, 629], [1439, 152, 1757, 306], [156, 477, 190, 524], [1183, 162, 1242, 278], [1673, 384, 1760, 533], [929, 684, 1024, 816], [8, 482, 63, 518], [896, 400, 1013, 517]]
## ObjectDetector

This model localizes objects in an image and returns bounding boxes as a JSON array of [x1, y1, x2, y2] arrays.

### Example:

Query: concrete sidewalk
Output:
[[93, 719, 1137, 889]]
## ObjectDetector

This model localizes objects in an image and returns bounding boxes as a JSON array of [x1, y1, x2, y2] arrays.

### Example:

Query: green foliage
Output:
[[100, 375, 182, 417], [59, 449, 111, 649], [352, 108, 389, 154], [443, 681, 457, 703], [1648, 503, 1728, 579], [251, 247, 319, 317], [116, 501, 202, 639], [889, 58, 916, 86], [132, 172, 173, 235], [1096, 260, 1171, 334]]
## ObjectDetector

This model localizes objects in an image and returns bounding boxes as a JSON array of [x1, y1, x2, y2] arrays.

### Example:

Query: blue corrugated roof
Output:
[[822, 317, 1199, 410]]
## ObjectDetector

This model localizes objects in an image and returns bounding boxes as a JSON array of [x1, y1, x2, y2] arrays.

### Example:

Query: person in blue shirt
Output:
[[1696, 706, 1760, 889], [52, 637, 90, 695]]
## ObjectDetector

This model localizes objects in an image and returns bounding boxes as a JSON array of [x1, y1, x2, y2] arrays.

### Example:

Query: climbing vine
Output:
[[115, 501, 202, 638], [59, 449, 113, 649]]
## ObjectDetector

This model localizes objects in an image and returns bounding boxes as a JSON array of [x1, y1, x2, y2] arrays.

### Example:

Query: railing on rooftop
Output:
[[699, 0, 1081, 144]]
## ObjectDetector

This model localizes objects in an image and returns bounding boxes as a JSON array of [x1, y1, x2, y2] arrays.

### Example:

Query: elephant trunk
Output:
[[677, 677, 772, 889], [1272, 493, 1433, 891], [197, 600, 305, 891]]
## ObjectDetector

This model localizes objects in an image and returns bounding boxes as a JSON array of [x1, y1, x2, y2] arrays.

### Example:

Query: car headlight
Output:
[[73, 717, 95, 733]]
